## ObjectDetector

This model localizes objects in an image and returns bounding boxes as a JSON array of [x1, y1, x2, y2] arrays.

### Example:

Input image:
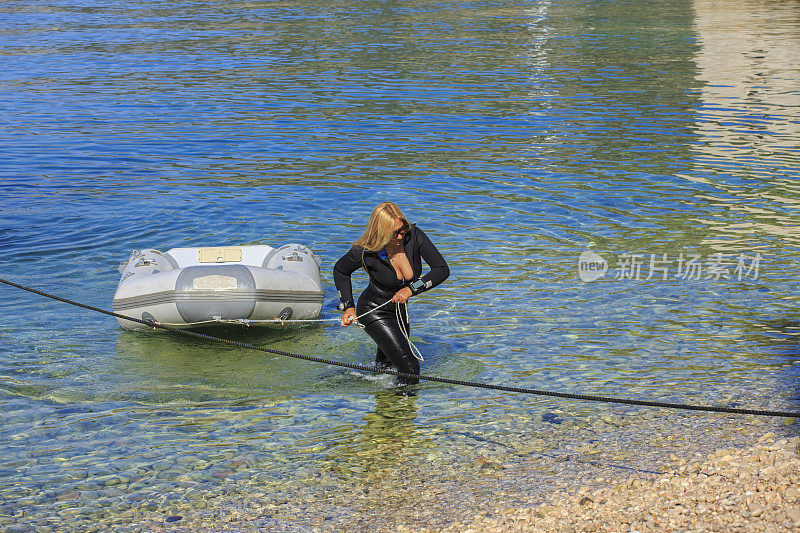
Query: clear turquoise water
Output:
[[2, 0, 800, 530]]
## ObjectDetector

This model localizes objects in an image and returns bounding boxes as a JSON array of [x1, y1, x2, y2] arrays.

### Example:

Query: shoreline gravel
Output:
[[410, 432, 800, 532]]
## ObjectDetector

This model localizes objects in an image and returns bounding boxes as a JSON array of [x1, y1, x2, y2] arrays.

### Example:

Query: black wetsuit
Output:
[[333, 225, 449, 384]]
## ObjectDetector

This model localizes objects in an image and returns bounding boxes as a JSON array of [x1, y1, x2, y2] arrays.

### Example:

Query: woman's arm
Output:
[[332, 246, 362, 310], [409, 227, 449, 295]]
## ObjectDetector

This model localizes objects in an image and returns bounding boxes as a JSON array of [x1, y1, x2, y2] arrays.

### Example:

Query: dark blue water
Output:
[[2, 0, 800, 530]]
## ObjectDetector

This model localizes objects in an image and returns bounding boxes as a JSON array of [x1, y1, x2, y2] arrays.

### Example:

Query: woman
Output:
[[333, 201, 449, 384]]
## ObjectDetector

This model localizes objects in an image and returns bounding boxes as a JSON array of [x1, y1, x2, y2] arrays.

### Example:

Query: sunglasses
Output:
[[393, 222, 410, 237]]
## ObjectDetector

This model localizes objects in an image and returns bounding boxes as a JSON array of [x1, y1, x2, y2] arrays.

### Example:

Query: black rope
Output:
[[2, 277, 799, 419]]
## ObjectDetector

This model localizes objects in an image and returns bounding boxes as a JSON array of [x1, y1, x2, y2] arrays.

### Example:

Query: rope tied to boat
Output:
[[160, 299, 393, 327], [144, 298, 425, 361], [1, 277, 799, 419]]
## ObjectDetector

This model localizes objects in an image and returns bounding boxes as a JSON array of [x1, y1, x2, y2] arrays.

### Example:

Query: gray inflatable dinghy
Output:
[[113, 244, 323, 330]]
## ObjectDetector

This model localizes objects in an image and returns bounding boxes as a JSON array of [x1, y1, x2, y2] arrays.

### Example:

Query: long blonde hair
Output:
[[353, 201, 410, 252]]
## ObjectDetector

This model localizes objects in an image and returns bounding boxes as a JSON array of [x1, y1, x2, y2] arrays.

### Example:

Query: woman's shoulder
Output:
[[408, 224, 431, 242], [345, 245, 363, 256], [348, 244, 377, 253], [345, 244, 378, 260]]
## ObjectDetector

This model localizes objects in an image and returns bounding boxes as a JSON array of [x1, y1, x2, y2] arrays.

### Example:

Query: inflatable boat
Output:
[[113, 244, 323, 331]]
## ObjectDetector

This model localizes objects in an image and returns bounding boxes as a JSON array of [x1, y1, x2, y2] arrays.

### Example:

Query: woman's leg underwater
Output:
[[375, 347, 390, 367], [364, 317, 420, 384]]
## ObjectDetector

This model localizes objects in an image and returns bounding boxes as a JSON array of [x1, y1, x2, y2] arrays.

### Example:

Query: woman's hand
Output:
[[340, 308, 357, 327], [391, 287, 412, 304]]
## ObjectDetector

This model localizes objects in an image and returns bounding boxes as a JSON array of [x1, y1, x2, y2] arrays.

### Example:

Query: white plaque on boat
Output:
[[198, 247, 242, 263], [192, 275, 237, 290]]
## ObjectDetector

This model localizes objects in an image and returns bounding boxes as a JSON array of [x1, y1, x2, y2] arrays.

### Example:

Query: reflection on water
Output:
[[690, 0, 800, 250], [1, 0, 800, 530], [113, 326, 341, 403], [324, 391, 423, 482], [693, 0, 800, 155]]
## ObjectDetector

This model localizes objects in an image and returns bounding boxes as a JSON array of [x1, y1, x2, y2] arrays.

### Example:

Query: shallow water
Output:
[[2, 0, 800, 530]]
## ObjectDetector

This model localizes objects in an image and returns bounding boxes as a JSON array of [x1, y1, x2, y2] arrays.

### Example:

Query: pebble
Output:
[[151, 460, 173, 472], [190, 460, 211, 471]]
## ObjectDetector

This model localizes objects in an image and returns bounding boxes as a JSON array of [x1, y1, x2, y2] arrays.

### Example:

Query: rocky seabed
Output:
[[413, 432, 800, 533]]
